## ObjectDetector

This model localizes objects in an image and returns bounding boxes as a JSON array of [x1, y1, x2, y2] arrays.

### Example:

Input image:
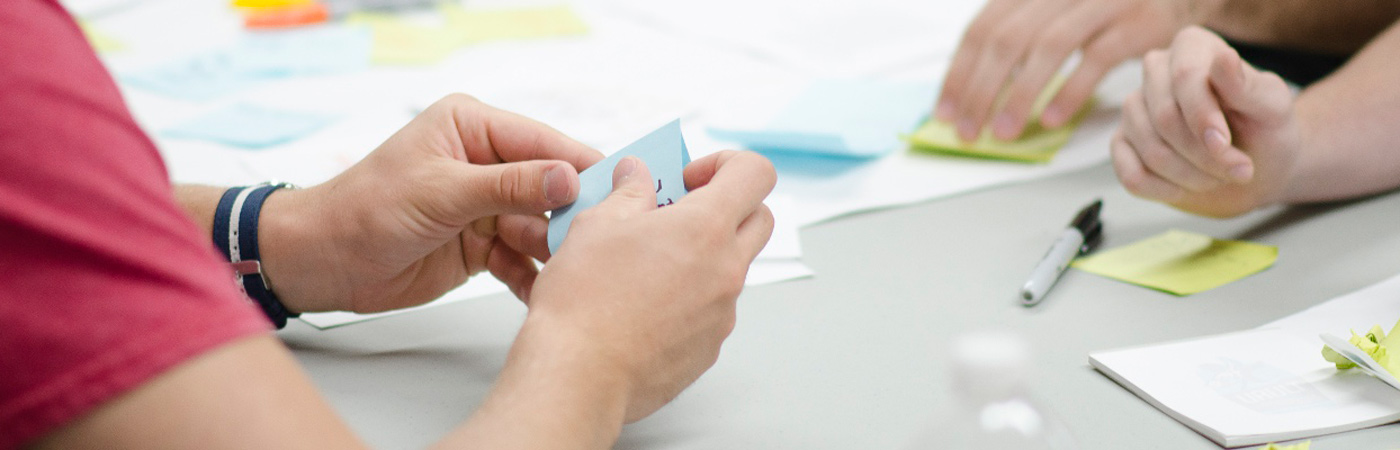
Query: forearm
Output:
[[1205, 0, 1400, 54], [1281, 20, 1400, 203], [438, 317, 630, 450]]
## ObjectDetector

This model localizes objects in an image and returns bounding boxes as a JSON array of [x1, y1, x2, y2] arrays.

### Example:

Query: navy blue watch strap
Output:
[[214, 183, 299, 328]]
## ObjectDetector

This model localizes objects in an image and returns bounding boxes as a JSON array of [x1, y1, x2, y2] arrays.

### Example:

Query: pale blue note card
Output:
[[708, 79, 936, 159], [124, 27, 371, 101], [548, 120, 691, 254], [161, 104, 336, 148]]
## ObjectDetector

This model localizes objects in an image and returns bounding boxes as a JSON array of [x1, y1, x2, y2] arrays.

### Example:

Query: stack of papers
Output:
[[1090, 273, 1400, 447]]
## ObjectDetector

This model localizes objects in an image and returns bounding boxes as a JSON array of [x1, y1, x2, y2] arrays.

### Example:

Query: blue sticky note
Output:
[[548, 120, 691, 254], [162, 104, 336, 148], [123, 27, 371, 101], [708, 79, 936, 159]]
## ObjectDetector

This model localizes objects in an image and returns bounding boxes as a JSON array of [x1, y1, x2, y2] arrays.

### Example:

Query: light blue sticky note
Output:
[[123, 27, 371, 101], [708, 79, 936, 159], [162, 104, 336, 148], [548, 120, 691, 254]]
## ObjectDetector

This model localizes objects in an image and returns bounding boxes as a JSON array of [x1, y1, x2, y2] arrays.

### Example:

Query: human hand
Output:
[[1112, 27, 1302, 218], [519, 150, 775, 423], [936, 0, 1222, 141], [258, 94, 605, 314]]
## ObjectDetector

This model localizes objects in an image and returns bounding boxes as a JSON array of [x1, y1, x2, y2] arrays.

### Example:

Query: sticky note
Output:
[[1259, 441, 1310, 450], [162, 104, 336, 148], [347, 13, 462, 65], [548, 120, 690, 254], [708, 80, 935, 159], [907, 78, 1090, 163], [123, 27, 370, 100], [1323, 320, 1400, 377], [79, 20, 124, 53], [442, 4, 589, 43], [1071, 229, 1278, 296]]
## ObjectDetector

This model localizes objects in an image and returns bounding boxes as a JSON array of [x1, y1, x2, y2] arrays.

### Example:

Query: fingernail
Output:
[[613, 156, 638, 183], [1041, 105, 1066, 128], [935, 101, 955, 121], [992, 113, 1017, 141], [1229, 163, 1253, 183], [543, 164, 572, 204], [1205, 128, 1229, 150], [957, 118, 979, 141]]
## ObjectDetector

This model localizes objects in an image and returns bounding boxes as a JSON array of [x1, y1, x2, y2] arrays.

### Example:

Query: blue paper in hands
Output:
[[547, 119, 691, 254], [708, 79, 935, 159]]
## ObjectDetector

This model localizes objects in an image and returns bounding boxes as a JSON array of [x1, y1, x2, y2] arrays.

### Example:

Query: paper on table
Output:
[[347, 12, 462, 65], [1071, 229, 1278, 296], [442, 4, 588, 44], [756, 194, 801, 260], [548, 119, 690, 254], [298, 259, 814, 329], [707, 80, 935, 159], [123, 26, 371, 100], [1090, 273, 1400, 447], [162, 104, 337, 148], [907, 78, 1090, 163]]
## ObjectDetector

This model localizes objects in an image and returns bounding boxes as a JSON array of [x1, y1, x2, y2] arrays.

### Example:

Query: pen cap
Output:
[[949, 330, 1032, 403]]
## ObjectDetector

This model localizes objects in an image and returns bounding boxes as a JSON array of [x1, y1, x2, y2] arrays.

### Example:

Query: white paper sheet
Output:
[[1090, 274, 1400, 447]]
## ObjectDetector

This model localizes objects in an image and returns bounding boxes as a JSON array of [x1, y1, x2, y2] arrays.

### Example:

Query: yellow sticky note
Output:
[[442, 4, 589, 43], [347, 13, 463, 65], [1322, 319, 1400, 377], [907, 78, 1089, 163], [1071, 229, 1278, 296], [79, 20, 124, 53], [231, 0, 312, 8], [1259, 441, 1310, 450]]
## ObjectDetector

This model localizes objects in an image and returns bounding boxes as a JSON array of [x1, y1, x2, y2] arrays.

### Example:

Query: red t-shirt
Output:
[[0, 2, 271, 448]]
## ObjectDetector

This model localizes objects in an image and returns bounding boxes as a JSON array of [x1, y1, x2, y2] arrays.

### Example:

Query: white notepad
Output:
[[1090, 274, 1400, 447]]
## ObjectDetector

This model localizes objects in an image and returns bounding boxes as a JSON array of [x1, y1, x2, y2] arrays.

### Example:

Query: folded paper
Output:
[[548, 120, 690, 254], [1072, 229, 1277, 296], [1323, 319, 1400, 378]]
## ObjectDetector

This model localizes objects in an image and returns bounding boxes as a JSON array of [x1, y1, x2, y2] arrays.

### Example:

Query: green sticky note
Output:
[[79, 20, 124, 53], [442, 4, 588, 43], [347, 13, 463, 65], [907, 78, 1089, 163], [1322, 319, 1400, 377], [1258, 441, 1310, 450], [1071, 229, 1278, 296]]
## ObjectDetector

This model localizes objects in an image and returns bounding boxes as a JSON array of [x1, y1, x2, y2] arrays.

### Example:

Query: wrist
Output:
[[257, 186, 340, 314], [458, 314, 629, 448]]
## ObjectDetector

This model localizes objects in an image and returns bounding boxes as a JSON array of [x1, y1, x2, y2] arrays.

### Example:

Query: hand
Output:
[[520, 151, 775, 422], [1111, 27, 1302, 218], [936, 0, 1221, 141], [259, 94, 605, 313]]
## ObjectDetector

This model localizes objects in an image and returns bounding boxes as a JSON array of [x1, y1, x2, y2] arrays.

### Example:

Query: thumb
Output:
[[448, 160, 579, 219], [593, 156, 657, 215]]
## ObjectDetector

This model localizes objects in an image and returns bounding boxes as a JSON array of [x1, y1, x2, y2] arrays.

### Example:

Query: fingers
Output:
[[1207, 41, 1295, 126], [1162, 28, 1254, 182], [487, 239, 538, 304], [1122, 89, 1221, 192], [430, 93, 606, 171], [950, 0, 1065, 141], [446, 160, 580, 219], [1039, 24, 1132, 128], [497, 214, 551, 263], [591, 156, 657, 217], [1111, 129, 1183, 203], [682, 151, 777, 226], [936, 0, 1023, 121], [735, 204, 775, 263]]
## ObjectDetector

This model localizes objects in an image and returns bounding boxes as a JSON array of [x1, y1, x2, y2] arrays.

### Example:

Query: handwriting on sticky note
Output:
[[907, 77, 1089, 163], [548, 120, 690, 254], [1071, 229, 1277, 296]]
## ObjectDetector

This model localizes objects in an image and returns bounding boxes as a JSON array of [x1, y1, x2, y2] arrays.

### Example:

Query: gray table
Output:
[[283, 162, 1400, 449]]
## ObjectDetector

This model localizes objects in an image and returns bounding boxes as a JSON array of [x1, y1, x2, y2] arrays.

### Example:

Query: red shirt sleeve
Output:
[[0, 2, 271, 448]]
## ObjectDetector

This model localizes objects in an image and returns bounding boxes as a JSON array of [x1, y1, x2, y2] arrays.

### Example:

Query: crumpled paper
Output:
[[1322, 319, 1400, 376]]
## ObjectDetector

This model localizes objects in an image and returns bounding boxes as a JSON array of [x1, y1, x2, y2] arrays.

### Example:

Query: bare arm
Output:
[[1206, 0, 1400, 54]]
